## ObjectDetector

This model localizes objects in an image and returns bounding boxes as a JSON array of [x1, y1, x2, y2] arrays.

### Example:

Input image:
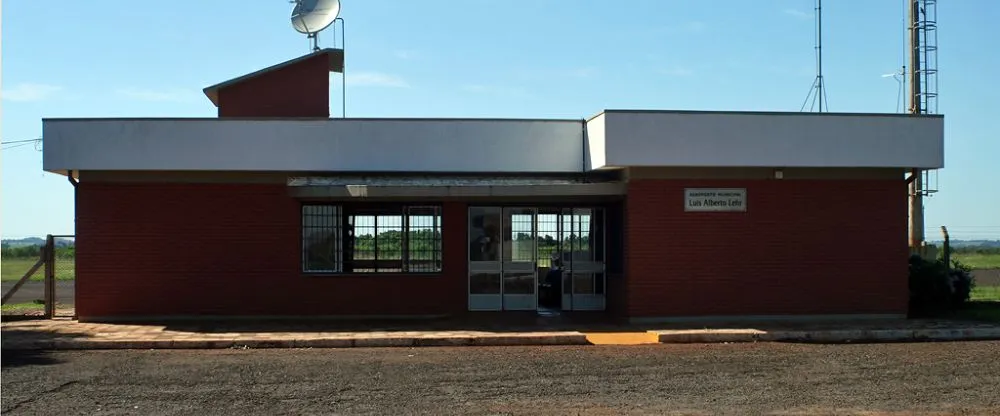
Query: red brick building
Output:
[[42, 49, 944, 322]]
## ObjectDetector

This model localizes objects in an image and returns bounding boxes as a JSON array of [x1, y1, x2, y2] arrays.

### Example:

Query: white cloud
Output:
[[568, 67, 599, 79], [461, 84, 532, 98], [115, 88, 198, 103], [347, 72, 410, 88], [660, 66, 695, 77], [1, 83, 63, 102], [514, 67, 599, 82], [783, 9, 812, 20], [393, 50, 418, 60], [679, 21, 707, 33], [661, 21, 707, 34]]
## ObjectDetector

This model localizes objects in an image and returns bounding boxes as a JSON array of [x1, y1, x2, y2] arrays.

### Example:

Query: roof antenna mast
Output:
[[800, 0, 828, 112], [288, 0, 347, 118]]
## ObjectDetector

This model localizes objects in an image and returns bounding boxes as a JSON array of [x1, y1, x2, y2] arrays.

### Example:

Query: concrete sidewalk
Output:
[[3, 317, 1000, 350]]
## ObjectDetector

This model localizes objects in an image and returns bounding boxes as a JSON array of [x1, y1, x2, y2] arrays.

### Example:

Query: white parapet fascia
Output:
[[587, 110, 944, 170], [42, 118, 587, 174], [42, 110, 944, 175]]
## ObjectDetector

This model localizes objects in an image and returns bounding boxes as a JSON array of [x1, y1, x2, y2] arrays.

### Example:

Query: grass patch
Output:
[[949, 284, 1000, 323], [971, 286, 1000, 302], [1, 257, 76, 282], [950, 301, 1000, 323], [0, 300, 45, 313], [952, 253, 1000, 269]]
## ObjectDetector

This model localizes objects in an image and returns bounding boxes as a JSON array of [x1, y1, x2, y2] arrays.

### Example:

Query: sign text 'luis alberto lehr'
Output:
[[684, 188, 747, 212]]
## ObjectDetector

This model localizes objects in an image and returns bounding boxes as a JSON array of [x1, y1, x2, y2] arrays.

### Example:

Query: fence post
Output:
[[940, 226, 950, 267], [44, 234, 56, 318]]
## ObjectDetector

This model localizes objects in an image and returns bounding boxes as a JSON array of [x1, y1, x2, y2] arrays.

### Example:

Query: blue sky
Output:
[[2, 0, 999, 240]]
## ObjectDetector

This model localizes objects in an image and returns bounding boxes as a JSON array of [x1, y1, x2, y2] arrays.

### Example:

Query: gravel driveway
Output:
[[4, 342, 1000, 415]]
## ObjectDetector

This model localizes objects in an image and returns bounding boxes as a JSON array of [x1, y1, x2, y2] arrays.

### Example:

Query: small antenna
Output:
[[881, 66, 905, 113], [800, 0, 829, 112], [290, 0, 341, 52]]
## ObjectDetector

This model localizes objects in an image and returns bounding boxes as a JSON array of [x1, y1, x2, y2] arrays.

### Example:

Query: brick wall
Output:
[[75, 182, 467, 320], [75, 179, 901, 320], [625, 179, 908, 318], [216, 53, 330, 118]]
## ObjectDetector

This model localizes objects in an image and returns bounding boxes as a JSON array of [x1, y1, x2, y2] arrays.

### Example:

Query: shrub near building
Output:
[[909, 254, 974, 317]]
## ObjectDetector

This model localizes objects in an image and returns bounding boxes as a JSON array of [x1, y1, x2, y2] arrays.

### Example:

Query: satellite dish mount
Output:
[[288, 0, 347, 118], [306, 32, 319, 52], [290, 0, 342, 52]]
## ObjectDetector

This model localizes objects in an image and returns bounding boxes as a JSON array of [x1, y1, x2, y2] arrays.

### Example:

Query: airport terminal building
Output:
[[42, 49, 945, 322]]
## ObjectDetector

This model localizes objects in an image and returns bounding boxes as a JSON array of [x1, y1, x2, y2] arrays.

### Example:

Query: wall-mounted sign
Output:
[[684, 188, 747, 212]]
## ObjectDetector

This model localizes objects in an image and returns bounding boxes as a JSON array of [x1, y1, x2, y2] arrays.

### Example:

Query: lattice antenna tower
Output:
[[910, 0, 939, 198], [907, 0, 940, 250], [910, 0, 938, 116]]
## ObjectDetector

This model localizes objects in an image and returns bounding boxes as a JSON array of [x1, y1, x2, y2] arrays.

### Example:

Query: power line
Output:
[[0, 138, 40, 145], [1, 142, 36, 150], [1, 138, 42, 151]]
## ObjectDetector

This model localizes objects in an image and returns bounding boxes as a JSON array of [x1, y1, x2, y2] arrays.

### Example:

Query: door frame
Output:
[[467, 205, 606, 312]]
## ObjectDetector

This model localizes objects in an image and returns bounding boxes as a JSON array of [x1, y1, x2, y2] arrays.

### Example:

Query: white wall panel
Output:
[[43, 118, 585, 173], [43, 111, 945, 174], [584, 113, 606, 170], [592, 111, 944, 169]]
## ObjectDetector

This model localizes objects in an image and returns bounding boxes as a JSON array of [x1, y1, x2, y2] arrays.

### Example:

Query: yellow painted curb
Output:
[[584, 332, 660, 345]]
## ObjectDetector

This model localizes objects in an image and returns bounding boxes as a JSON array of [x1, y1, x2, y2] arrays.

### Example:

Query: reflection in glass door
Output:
[[502, 208, 537, 310], [467, 207, 537, 311], [468, 207, 502, 311], [469, 206, 605, 312], [560, 208, 605, 311]]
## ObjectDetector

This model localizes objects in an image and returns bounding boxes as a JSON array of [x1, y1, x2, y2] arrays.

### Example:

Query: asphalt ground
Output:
[[3, 342, 1000, 415], [1, 281, 75, 306]]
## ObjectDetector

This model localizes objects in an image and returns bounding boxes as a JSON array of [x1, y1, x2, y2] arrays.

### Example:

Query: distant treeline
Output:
[[1, 237, 75, 248], [1, 245, 75, 259], [952, 246, 1000, 256]]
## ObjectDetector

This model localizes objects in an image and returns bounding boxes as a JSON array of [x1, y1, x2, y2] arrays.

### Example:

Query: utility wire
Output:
[[2, 142, 37, 151], [0, 138, 40, 145], [1, 138, 42, 151]]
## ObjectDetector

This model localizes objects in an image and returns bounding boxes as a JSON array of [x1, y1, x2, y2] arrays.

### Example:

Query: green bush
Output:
[[909, 254, 974, 317]]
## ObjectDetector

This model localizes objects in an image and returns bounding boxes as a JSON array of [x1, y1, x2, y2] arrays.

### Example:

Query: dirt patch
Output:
[[972, 268, 1000, 287], [4, 343, 1000, 414]]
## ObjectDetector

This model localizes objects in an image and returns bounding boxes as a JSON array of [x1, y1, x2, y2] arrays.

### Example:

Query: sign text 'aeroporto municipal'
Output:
[[684, 188, 747, 212]]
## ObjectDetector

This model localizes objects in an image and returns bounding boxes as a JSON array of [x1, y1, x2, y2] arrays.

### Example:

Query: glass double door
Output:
[[468, 207, 605, 311]]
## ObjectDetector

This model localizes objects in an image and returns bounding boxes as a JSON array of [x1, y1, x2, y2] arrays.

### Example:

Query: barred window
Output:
[[405, 206, 443, 273], [302, 205, 343, 273], [302, 204, 442, 274]]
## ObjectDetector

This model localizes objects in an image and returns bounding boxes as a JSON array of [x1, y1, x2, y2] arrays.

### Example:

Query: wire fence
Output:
[[1, 236, 75, 317], [54, 253, 76, 313], [0, 228, 996, 317]]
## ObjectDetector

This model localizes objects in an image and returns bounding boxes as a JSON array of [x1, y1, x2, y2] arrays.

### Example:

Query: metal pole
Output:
[[44, 234, 56, 318], [907, 0, 924, 252], [339, 18, 346, 118], [941, 226, 950, 266], [816, 0, 823, 112]]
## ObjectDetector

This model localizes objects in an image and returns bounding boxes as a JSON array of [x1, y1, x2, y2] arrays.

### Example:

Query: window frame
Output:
[[300, 203, 443, 275]]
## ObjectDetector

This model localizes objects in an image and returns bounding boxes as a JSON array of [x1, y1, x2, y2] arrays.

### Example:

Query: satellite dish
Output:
[[291, 0, 341, 35]]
